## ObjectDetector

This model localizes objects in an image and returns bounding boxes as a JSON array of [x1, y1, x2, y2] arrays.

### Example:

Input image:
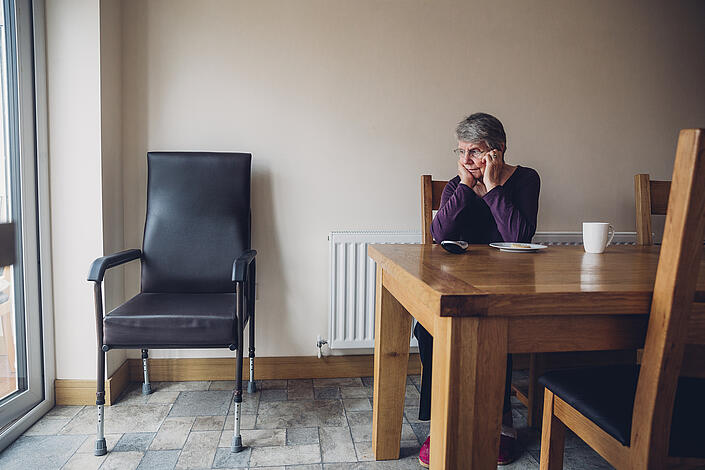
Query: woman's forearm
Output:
[[483, 186, 538, 242], [431, 183, 475, 242]]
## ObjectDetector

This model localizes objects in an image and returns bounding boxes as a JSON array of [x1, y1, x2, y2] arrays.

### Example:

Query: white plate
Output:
[[489, 242, 547, 253]]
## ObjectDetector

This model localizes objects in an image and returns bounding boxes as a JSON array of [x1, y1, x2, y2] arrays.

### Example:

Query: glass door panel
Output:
[[0, 0, 19, 404], [0, 0, 44, 427]]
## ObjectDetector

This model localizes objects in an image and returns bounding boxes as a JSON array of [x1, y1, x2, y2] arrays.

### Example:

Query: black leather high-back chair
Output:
[[88, 152, 257, 456]]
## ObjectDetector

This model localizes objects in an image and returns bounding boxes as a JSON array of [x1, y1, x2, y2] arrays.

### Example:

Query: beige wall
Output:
[[47, 0, 104, 379], [49, 0, 705, 377], [100, 0, 127, 375], [47, 0, 127, 379], [119, 0, 705, 361]]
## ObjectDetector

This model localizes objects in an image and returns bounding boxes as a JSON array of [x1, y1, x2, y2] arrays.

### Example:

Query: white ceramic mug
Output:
[[582, 222, 615, 254]]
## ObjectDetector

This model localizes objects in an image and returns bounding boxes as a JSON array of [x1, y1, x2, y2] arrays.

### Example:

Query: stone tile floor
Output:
[[0, 373, 614, 469]]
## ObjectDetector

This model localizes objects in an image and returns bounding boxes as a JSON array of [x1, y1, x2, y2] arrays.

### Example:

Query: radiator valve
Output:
[[316, 336, 328, 359]]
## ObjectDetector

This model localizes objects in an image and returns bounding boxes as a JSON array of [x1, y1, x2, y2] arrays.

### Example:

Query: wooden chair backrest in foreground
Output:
[[540, 129, 705, 470]]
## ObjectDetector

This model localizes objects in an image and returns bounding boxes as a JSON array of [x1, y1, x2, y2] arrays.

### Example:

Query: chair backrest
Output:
[[420, 175, 449, 245], [141, 152, 251, 293], [634, 174, 671, 245], [630, 129, 705, 466]]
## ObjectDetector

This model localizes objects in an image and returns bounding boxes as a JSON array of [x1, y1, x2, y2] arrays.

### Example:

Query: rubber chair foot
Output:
[[231, 435, 245, 453], [142, 383, 153, 395], [247, 381, 257, 393], [94, 438, 107, 456]]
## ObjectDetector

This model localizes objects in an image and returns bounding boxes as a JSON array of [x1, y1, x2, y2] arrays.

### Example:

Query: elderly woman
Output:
[[415, 113, 540, 467]]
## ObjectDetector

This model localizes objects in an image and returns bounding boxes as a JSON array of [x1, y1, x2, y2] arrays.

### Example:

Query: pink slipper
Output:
[[419, 431, 518, 467], [418, 436, 429, 467]]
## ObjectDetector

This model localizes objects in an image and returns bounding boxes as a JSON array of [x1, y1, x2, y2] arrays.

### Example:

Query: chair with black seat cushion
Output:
[[88, 152, 257, 457], [538, 129, 705, 470]]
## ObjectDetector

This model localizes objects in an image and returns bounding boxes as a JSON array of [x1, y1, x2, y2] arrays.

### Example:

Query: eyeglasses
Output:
[[453, 148, 484, 158]]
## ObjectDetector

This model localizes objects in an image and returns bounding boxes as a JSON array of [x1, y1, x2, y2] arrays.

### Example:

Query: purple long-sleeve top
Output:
[[431, 166, 540, 244]]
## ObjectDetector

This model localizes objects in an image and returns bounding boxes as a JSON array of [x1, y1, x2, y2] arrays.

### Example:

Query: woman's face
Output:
[[457, 140, 491, 179]]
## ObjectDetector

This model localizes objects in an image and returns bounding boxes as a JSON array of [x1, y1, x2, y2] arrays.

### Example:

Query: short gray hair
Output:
[[455, 113, 507, 150]]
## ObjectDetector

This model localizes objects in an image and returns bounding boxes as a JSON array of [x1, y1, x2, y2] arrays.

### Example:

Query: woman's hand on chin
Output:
[[482, 150, 504, 192]]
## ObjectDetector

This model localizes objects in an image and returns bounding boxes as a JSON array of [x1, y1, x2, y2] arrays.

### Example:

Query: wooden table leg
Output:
[[430, 316, 508, 469], [372, 268, 413, 460]]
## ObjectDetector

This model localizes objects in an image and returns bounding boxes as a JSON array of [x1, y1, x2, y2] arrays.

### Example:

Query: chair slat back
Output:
[[649, 181, 671, 215], [634, 174, 671, 245], [421, 175, 449, 245], [630, 129, 705, 466]]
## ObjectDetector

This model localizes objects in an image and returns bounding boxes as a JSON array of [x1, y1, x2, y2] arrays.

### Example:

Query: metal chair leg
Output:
[[93, 282, 107, 456], [95, 347, 107, 456], [247, 312, 257, 393], [247, 261, 257, 393], [141, 349, 153, 395], [232, 282, 245, 453], [231, 394, 243, 452]]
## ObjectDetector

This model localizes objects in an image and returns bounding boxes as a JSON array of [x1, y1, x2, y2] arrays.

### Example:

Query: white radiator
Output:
[[328, 231, 422, 349], [327, 231, 636, 350]]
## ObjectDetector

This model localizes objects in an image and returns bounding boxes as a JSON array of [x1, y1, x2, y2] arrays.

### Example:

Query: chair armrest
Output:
[[88, 249, 142, 282], [232, 249, 257, 282]]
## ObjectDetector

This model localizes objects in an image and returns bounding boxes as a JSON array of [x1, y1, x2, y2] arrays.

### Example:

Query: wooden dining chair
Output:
[[634, 173, 671, 245], [539, 129, 705, 470], [420, 175, 449, 245]]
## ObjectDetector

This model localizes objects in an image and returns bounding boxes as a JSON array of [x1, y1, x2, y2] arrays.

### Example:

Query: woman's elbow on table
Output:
[[431, 217, 455, 243]]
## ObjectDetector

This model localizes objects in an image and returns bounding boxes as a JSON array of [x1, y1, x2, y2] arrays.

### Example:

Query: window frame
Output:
[[0, 0, 55, 449]]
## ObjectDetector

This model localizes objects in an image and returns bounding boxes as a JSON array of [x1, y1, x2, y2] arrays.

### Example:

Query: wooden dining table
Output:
[[369, 243, 705, 470]]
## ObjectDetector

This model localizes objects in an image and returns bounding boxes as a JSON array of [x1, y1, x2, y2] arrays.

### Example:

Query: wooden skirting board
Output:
[[55, 360, 130, 406], [55, 354, 422, 406]]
